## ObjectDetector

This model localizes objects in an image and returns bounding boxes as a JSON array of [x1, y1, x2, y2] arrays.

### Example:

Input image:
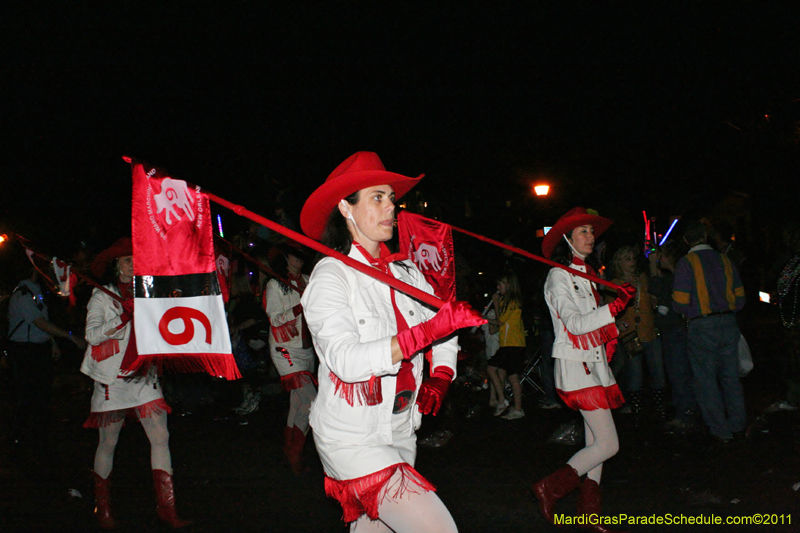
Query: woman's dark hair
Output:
[[100, 257, 123, 286], [271, 244, 306, 279], [550, 239, 572, 267], [321, 191, 359, 254]]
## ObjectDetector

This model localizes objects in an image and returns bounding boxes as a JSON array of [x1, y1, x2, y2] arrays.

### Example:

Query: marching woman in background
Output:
[[81, 238, 190, 529], [265, 243, 317, 474], [299, 152, 485, 532], [532, 208, 635, 533]]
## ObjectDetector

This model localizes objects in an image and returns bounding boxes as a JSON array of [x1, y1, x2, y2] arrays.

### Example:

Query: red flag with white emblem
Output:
[[397, 211, 456, 302], [128, 156, 239, 379]]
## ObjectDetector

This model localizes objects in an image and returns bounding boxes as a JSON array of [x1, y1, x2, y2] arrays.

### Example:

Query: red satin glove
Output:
[[119, 298, 134, 324], [605, 338, 618, 363], [396, 301, 487, 360], [292, 303, 303, 317], [416, 366, 454, 416], [608, 283, 636, 317]]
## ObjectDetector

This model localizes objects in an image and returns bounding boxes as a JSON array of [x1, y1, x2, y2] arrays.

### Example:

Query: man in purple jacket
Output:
[[672, 221, 747, 443]]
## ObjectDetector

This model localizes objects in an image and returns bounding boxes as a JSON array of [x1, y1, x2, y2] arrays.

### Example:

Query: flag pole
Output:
[[213, 235, 301, 294], [204, 192, 445, 310], [445, 223, 621, 291], [17, 235, 125, 302]]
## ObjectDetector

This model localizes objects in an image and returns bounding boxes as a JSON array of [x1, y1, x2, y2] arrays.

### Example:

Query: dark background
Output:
[[2, 2, 799, 261]]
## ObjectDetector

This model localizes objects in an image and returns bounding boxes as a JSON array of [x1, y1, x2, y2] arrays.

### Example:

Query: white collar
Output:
[[689, 244, 714, 253]]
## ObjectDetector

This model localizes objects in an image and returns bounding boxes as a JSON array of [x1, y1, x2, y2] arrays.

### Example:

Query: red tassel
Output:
[[557, 384, 625, 411], [566, 323, 618, 350], [280, 371, 318, 392], [91, 339, 120, 362], [329, 371, 382, 406], [127, 353, 242, 380], [272, 320, 299, 342], [324, 463, 436, 523]]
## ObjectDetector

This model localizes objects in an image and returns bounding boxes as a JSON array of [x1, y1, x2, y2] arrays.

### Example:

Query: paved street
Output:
[[2, 316, 799, 532]]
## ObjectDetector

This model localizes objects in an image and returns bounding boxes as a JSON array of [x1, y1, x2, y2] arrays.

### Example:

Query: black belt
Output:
[[689, 310, 733, 321]]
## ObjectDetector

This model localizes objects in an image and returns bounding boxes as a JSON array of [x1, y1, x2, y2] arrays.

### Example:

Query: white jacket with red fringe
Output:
[[544, 262, 618, 363], [301, 245, 458, 447], [80, 285, 132, 386]]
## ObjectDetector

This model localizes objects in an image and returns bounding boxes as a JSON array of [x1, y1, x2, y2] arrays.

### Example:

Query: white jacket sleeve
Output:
[[265, 280, 299, 327], [84, 288, 127, 345], [545, 269, 614, 336], [301, 262, 400, 383]]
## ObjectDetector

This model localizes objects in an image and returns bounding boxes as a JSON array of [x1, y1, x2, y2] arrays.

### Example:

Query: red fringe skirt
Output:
[[555, 357, 625, 411], [83, 398, 172, 428], [325, 462, 436, 523]]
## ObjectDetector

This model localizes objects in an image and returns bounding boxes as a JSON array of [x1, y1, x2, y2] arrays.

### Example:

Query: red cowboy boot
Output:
[[530, 464, 581, 524], [285, 426, 307, 475], [576, 478, 627, 533], [91, 470, 116, 529], [152, 469, 193, 528]]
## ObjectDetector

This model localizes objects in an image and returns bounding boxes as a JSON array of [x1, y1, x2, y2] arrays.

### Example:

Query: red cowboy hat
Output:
[[541, 207, 613, 259], [90, 237, 133, 278], [300, 152, 423, 240]]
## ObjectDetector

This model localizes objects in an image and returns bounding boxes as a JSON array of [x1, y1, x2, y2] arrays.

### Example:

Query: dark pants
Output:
[[8, 341, 53, 440], [661, 326, 697, 418], [687, 314, 745, 439]]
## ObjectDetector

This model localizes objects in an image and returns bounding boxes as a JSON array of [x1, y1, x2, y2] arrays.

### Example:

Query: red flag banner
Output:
[[52, 257, 77, 306], [397, 211, 456, 301], [128, 157, 239, 380]]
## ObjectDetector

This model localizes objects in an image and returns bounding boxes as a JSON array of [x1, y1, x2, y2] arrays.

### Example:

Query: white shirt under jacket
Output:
[[301, 245, 458, 447], [80, 285, 132, 386], [544, 263, 616, 364]]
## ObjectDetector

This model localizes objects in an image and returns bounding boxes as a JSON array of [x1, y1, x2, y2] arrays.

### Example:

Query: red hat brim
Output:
[[300, 169, 423, 241], [90, 237, 133, 279], [542, 212, 612, 259]]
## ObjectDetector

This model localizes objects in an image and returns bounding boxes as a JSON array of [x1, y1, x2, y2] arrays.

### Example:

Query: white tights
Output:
[[287, 382, 316, 435], [566, 408, 619, 483], [93, 411, 172, 479], [350, 470, 458, 533]]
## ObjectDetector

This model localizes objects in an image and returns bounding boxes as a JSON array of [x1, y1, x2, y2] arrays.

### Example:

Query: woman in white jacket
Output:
[[531, 208, 634, 533], [299, 152, 485, 532], [265, 243, 317, 473], [80, 238, 190, 529]]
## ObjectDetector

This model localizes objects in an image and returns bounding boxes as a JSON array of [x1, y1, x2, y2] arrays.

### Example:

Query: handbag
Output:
[[232, 334, 257, 372], [621, 331, 645, 354], [620, 278, 644, 354], [738, 333, 753, 377]]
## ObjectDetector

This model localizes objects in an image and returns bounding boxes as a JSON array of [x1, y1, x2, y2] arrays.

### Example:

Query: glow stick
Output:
[[659, 218, 679, 246]]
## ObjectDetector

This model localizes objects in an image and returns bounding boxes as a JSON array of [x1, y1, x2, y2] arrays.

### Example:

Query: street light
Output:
[[533, 184, 550, 196]]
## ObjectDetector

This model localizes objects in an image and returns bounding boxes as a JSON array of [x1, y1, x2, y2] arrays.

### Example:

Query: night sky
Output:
[[3, 2, 800, 256]]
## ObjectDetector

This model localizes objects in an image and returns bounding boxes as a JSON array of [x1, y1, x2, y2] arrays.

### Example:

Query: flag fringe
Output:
[[128, 353, 241, 380], [324, 462, 436, 523]]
